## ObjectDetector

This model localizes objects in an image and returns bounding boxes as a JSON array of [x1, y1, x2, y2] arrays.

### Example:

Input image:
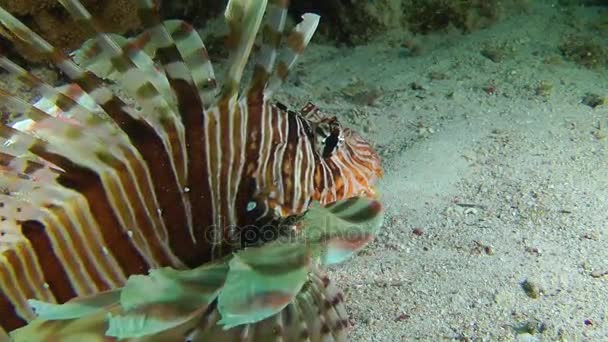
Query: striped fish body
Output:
[[0, 0, 383, 337]]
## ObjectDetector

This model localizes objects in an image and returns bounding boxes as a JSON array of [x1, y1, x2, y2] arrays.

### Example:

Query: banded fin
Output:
[[0, 150, 61, 185], [0, 57, 120, 143], [302, 196, 384, 265], [34, 0, 192, 234], [58, 0, 188, 189], [7, 197, 375, 340], [0, 171, 128, 323], [1, 0, 205, 261], [247, 0, 289, 97], [217, 242, 311, 329], [135, 0, 217, 110], [135, 0, 222, 248], [0, 128, 147, 283], [11, 269, 348, 342], [27, 290, 121, 320], [105, 261, 228, 339], [0, 2, 182, 195], [68, 11, 221, 248], [71, 33, 157, 81], [0, 212, 55, 323], [0, 60, 181, 267], [10, 254, 348, 342], [264, 12, 320, 98], [221, 0, 268, 101], [162, 20, 218, 107], [0, 2, 208, 330], [300, 101, 326, 122], [72, 26, 217, 109], [0, 94, 165, 265], [0, 119, 168, 276]]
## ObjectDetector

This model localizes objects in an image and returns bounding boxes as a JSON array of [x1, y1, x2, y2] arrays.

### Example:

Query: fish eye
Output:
[[313, 117, 343, 159], [321, 133, 340, 158], [307, 114, 345, 159]]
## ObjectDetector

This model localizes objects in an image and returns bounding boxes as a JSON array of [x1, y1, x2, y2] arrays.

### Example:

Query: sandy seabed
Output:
[[275, 1, 608, 341]]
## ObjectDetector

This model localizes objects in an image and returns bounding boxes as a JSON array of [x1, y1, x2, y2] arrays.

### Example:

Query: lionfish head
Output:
[[308, 113, 383, 202]]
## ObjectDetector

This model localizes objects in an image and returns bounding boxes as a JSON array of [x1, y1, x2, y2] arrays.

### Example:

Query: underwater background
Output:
[[0, 0, 607, 340]]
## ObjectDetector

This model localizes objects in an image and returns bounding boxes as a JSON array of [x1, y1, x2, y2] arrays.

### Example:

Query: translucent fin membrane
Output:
[[264, 13, 320, 98], [10, 263, 348, 342], [0, 2, 198, 331], [247, 0, 288, 97], [8, 196, 382, 341], [302, 196, 384, 264], [221, 0, 268, 101]]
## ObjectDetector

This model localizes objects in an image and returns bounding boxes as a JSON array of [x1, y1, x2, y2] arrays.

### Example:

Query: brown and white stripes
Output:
[[0, 0, 382, 334]]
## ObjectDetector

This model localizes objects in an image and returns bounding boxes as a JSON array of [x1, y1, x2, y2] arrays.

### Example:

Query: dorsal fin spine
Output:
[[264, 13, 320, 98], [247, 0, 288, 99], [58, 0, 187, 181], [56, 1, 195, 252], [162, 20, 218, 108], [221, 0, 268, 101], [0, 58, 183, 269]]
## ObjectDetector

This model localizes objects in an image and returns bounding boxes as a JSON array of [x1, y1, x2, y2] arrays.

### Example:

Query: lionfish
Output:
[[0, 0, 383, 340]]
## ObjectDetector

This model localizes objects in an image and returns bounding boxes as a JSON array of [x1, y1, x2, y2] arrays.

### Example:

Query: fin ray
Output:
[[264, 13, 320, 98], [221, 0, 268, 101], [0, 0, 203, 265], [248, 0, 289, 98]]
